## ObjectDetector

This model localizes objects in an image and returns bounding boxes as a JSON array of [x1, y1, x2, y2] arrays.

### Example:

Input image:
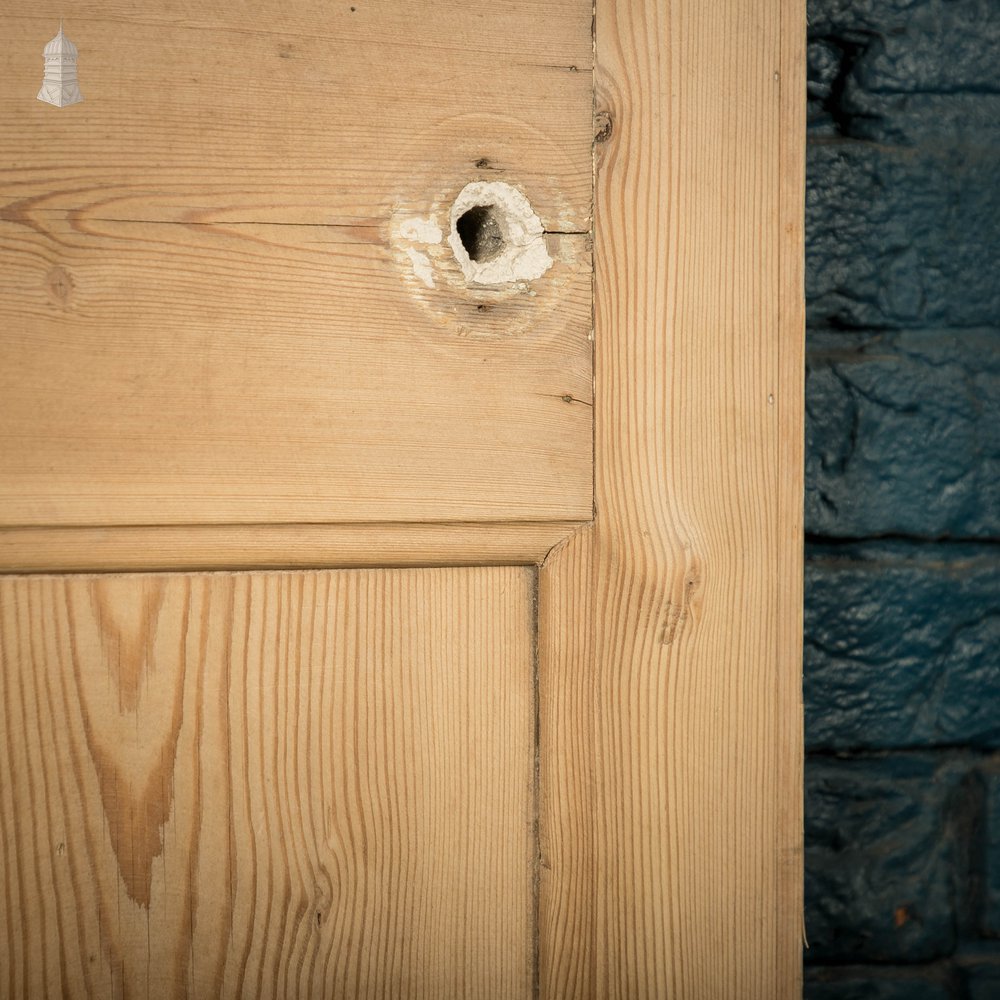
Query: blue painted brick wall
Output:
[[806, 755, 965, 962], [806, 331, 999, 537], [805, 543, 1000, 749], [804, 0, 1000, 995]]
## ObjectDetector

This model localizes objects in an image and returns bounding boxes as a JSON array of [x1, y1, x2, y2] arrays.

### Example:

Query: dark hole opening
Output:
[[456, 205, 505, 263]]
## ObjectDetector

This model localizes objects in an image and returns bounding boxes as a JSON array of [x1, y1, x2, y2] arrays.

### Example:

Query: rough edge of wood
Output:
[[778, 0, 807, 969], [0, 521, 585, 573]]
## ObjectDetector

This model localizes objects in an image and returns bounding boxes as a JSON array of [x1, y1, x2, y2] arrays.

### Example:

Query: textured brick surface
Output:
[[805, 755, 962, 962], [804, 543, 1000, 750], [805, 965, 953, 1000], [807, 147, 1000, 330], [804, 0, 1000, 990], [808, 0, 998, 38], [805, 331, 1000, 537], [958, 953, 1000, 1000], [962, 967, 1000, 1000], [981, 770, 1000, 938], [808, 0, 1000, 144]]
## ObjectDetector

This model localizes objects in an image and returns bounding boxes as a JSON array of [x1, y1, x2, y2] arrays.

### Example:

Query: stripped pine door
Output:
[[0, 1, 804, 999], [0, 569, 536, 998]]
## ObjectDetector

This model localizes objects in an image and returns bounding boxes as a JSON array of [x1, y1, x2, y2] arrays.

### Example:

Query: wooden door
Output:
[[0, 1, 804, 998]]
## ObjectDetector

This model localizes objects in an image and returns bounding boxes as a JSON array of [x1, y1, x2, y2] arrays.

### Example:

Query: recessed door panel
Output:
[[0, 567, 535, 999], [0, 3, 593, 527]]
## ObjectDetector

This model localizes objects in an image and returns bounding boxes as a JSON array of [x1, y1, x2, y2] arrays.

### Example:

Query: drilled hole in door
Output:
[[455, 205, 506, 263]]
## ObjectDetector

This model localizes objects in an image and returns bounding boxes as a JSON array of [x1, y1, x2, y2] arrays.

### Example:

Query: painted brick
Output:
[[804, 0, 999, 988], [981, 769, 1000, 937], [965, 968, 1000, 1000], [805, 331, 1000, 538], [809, 0, 1000, 60], [809, 0, 948, 35], [804, 542, 1000, 751], [805, 965, 953, 1000], [839, 92, 1000, 147], [959, 957, 1000, 1000], [806, 145, 1000, 330], [808, 0, 1000, 144], [805, 755, 960, 962]]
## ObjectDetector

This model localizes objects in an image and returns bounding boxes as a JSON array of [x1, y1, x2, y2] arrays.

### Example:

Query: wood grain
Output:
[[0, 2, 593, 527], [1, 0, 594, 227], [0, 567, 535, 999], [0, 520, 581, 572], [538, 0, 805, 997]]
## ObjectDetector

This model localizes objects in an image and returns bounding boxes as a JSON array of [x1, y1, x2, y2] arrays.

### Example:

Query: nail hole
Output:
[[455, 205, 505, 263]]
